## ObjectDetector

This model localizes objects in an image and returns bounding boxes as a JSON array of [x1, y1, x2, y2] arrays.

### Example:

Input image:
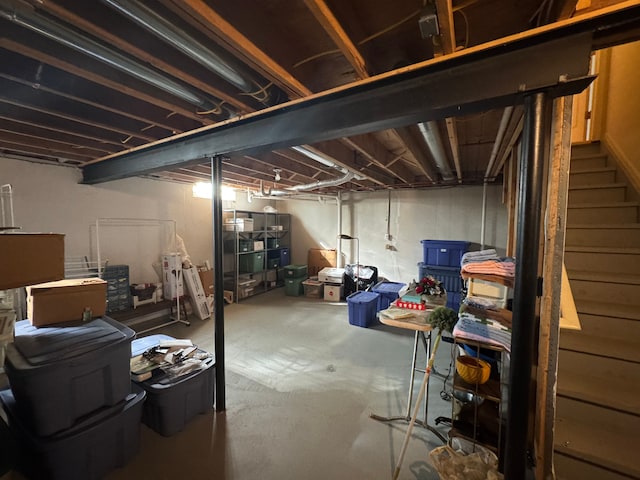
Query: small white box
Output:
[[324, 283, 343, 302], [162, 254, 183, 300], [253, 241, 264, 251], [318, 267, 345, 284], [223, 218, 254, 232]]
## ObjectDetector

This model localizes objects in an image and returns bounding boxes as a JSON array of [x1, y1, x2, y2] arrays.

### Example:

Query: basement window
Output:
[[192, 182, 236, 201]]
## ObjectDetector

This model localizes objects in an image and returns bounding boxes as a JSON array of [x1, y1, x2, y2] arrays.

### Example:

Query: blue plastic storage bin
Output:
[[346, 291, 380, 328], [421, 240, 469, 267], [280, 247, 290, 267], [418, 263, 463, 293], [371, 281, 406, 311]]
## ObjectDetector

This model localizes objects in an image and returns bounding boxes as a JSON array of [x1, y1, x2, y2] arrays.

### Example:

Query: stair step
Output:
[[567, 202, 639, 224], [565, 247, 640, 275], [575, 313, 640, 341], [571, 141, 602, 156], [557, 349, 640, 414], [566, 223, 640, 248], [568, 183, 627, 203], [576, 299, 640, 321], [568, 273, 640, 307], [555, 452, 636, 480], [561, 330, 640, 363], [555, 397, 640, 479], [569, 167, 617, 186], [570, 153, 609, 169]]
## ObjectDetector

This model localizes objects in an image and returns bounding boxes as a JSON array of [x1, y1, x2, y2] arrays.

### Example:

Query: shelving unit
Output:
[[450, 271, 513, 468], [223, 210, 291, 302]]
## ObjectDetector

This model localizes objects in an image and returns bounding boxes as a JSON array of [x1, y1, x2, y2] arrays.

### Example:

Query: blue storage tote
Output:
[[346, 291, 380, 328], [371, 281, 406, 311], [418, 263, 463, 294], [421, 240, 469, 267], [280, 247, 290, 267]]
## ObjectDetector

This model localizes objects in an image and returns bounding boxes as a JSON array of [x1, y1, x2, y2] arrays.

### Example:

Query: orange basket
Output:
[[456, 355, 491, 384]]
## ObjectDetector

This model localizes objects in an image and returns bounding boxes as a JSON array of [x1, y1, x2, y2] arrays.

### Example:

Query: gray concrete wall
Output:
[[2, 158, 507, 286]]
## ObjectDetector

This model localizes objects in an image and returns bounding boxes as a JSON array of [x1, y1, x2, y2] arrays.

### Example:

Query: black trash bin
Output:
[[344, 264, 378, 297]]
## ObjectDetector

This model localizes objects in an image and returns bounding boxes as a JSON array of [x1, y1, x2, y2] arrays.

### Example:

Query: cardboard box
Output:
[[308, 249, 337, 277], [324, 283, 343, 302], [27, 278, 107, 327], [197, 269, 214, 297], [253, 241, 264, 251], [183, 267, 210, 320], [162, 254, 183, 300], [0, 233, 65, 290]]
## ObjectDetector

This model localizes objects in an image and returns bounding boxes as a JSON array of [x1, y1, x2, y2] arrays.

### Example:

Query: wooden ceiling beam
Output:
[[303, 0, 368, 78], [435, 0, 457, 54], [341, 135, 416, 184], [0, 117, 118, 155], [29, 1, 254, 114], [302, 142, 396, 186], [0, 139, 88, 162], [175, 0, 312, 98], [392, 128, 439, 182], [0, 128, 110, 158], [0, 38, 209, 126], [0, 97, 152, 145]]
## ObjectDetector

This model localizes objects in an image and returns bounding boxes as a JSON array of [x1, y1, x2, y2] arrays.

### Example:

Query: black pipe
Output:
[[504, 92, 549, 478], [211, 155, 226, 411]]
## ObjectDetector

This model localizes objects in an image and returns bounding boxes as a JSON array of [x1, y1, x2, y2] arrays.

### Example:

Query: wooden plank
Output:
[[392, 128, 439, 182], [178, 0, 312, 98], [434, 0, 457, 55], [535, 95, 573, 480], [303, 0, 368, 79], [341, 135, 415, 184]]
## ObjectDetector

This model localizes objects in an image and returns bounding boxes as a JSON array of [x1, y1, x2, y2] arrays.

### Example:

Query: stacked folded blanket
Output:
[[453, 311, 512, 352], [460, 249, 515, 279], [460, 299, 512, 329]]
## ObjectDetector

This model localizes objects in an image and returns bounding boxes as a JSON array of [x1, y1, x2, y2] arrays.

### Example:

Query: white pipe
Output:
[[485, 106, 514, 179], [286, 171, 355, 192], [481, 181, 487, 250], [417, 121, 455, 181], [337, 192, 343, 268]]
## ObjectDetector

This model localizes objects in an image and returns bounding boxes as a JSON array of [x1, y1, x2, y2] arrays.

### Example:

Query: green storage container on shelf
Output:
[[239, 252, 264, 273], [266, 238, 280, 249], [238, 239, 253, 252], [285, 277, 306, 296], [267, 257, 279, 269], [284, 264, 307, 278]]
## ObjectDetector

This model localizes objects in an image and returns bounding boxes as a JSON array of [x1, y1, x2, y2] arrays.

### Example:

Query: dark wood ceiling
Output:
[[0, 0, 630, 193]]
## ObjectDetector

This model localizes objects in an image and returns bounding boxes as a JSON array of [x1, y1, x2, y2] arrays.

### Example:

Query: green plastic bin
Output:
[[239, 252, 264, 273], [284, 265, 307, 278], [285, 277, 306, 296]]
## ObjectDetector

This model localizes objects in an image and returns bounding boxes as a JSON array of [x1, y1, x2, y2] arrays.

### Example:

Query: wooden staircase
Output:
[[555, 142, 640, 480]]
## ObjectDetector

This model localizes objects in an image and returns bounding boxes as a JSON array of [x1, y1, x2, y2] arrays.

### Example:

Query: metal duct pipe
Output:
[[417, 121, 455, 181], [286, 170, 355, 191], [291, 146, 344, 170], [0, 3, 221, 111], [101, 0, 279, 106], [485, 106, 514, 179]]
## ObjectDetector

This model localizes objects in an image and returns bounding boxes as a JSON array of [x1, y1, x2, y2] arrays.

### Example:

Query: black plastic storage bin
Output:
[[4, 317, 135, 437], [131, 335, 215, 437], [0, 384, 145, 480]]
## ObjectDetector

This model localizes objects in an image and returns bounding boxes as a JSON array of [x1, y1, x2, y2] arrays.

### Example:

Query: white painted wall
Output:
[[279, 185, 508, 284], [2, 157, 506, 285]]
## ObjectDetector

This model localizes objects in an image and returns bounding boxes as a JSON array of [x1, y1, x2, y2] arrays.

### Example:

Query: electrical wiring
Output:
[[293, 5, 422, 70], [454, 8, 470, 50], [196, 100, 226, 115], [239, 81, 274, 103]]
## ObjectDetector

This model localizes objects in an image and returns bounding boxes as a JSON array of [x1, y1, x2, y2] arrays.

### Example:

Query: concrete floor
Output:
[[3, 288, 458, 480]]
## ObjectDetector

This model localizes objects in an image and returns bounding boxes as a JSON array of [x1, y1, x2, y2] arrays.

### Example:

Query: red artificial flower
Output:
[[415, 285, 424, 294]]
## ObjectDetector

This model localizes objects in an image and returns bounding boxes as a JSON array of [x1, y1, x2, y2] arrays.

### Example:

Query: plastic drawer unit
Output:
[[131, 335, 215, 437], [4, 317, 135, 436], [0, 384, 145, 480]]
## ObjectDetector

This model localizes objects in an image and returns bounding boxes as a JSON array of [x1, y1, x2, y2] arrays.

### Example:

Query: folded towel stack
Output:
[[453, 311, 512, 352], [460, 249, 515, 279]]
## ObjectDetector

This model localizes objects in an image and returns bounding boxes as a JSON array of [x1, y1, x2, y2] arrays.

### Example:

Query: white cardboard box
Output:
[[253, 241, 264, 251], [162, 254, 183, 300], [183, 267, 211, 320], [324, 283, 343, 302], [318, 267, 345, 284]]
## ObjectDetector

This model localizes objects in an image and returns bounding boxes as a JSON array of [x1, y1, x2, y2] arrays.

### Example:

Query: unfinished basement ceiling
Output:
[[0, 0, 633, 193]]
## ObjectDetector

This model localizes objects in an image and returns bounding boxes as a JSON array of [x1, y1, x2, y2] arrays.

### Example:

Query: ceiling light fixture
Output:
[[273, 169, 281, 181]]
